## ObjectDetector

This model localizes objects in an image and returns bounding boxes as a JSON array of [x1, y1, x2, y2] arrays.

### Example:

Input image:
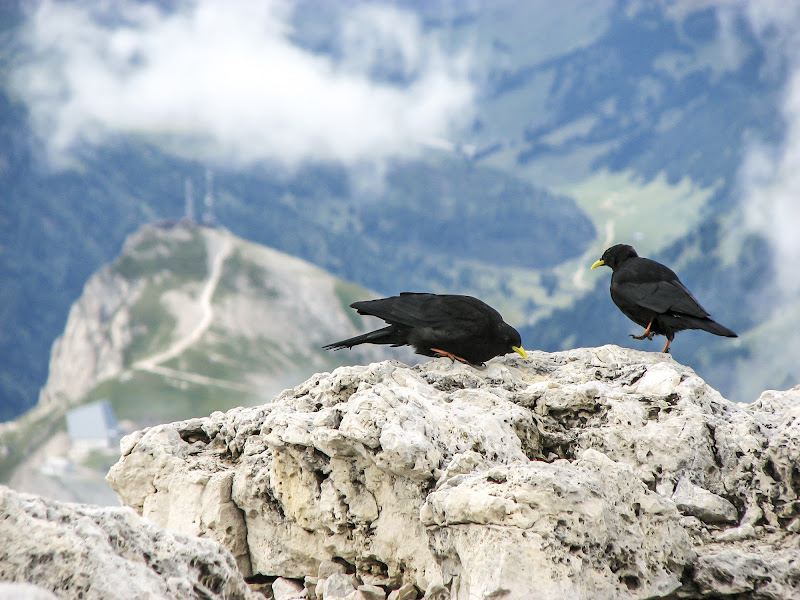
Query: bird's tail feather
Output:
[[691, 317, 738, 338], [323, 326, 398, 350]]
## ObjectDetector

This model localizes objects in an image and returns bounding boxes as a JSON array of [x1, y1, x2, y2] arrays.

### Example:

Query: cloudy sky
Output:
[[11, 0, 475, 170], [735, 1, 800, 299], [9, 0, 800, 297]]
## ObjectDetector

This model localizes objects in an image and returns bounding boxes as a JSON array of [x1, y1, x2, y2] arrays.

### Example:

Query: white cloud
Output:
[[11, 0, 475, 169], [737, 0, 800, 297]]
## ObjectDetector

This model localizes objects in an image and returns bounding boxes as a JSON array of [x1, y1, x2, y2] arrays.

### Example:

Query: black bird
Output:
[[591, 244, 737, 353], [323, 292, 527, 365]]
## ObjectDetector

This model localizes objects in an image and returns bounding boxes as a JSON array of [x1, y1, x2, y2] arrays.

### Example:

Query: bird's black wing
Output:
[[352, 293, 496, 339], [615, 279, 710, 318], [612, 258, 710, 318]]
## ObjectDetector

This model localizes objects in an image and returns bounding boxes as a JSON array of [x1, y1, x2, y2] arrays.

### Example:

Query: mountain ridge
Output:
[[0, 223, 402, 500]]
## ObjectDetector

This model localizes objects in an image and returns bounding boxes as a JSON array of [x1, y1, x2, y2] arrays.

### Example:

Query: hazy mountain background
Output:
[[0, 223, 399, 503], [3, 0, 800, 426]]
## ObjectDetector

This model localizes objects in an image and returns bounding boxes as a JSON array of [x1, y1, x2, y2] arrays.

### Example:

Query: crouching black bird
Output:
[[323, 292, 527, 365], [591, 244, 737, 353]]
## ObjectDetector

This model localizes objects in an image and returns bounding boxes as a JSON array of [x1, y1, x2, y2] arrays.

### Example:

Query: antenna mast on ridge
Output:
[[184, 177, 195, 222], [203, 168, 216, 226]]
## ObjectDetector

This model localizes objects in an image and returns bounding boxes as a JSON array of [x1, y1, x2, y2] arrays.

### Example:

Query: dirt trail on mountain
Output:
[[132, 232, 256, 392]]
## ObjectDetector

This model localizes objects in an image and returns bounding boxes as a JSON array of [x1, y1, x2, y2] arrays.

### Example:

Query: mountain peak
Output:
[[38, 223, 390, 423]]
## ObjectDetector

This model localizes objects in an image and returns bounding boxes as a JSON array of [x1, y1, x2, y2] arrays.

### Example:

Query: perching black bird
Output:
[[591, 244, 737, 353], [323, 292, 527, 365]]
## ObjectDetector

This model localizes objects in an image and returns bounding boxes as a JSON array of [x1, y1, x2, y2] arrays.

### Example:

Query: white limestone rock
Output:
[[272, 576, 306, 600], [356, 584, 387, 600], [0, 583, 59, 600], [386, 584, 419, 600], [422, 584, 449, 600], [37, 265, 135, 410], [672, 478, 738, 524], [107, 346, 800, 600], [0, 485, 255, 600], [110, 358, 539, 588], [422, 449, 691, 600], [691, 546, 800, 598], [318, 560, 349, 579], [323, 573, 358, 598]]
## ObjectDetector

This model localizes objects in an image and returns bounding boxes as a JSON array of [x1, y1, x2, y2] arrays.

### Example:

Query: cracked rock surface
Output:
[[0, 485, 256, 600], [107, 345, 800, 599]]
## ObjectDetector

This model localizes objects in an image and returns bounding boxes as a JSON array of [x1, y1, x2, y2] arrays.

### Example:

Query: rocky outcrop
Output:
[[107, 346, 800, 599], [0, 485, 255, 600]]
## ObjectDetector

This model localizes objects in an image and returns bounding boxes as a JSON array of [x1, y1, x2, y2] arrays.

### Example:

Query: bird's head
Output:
[[501, 324, 527, 359], [591, 244, 638, 271]]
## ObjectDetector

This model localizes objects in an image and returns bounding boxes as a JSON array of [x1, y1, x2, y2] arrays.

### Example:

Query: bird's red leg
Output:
[[630, 321, 655, 340], [661, 335, 674, 353], [430, 348, 470, 364]]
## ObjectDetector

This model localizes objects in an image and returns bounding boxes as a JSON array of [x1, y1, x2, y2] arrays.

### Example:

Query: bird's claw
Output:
[[431, 348, 471, 365], [629, 332, 655, 340]]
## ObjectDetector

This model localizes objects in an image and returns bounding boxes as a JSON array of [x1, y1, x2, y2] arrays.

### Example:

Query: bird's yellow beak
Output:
[[512, 346, 527, 359], [590, 259, 605, 270]]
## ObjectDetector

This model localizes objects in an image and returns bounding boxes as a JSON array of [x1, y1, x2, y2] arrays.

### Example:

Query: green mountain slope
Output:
[[0, 223, 399, 496]]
